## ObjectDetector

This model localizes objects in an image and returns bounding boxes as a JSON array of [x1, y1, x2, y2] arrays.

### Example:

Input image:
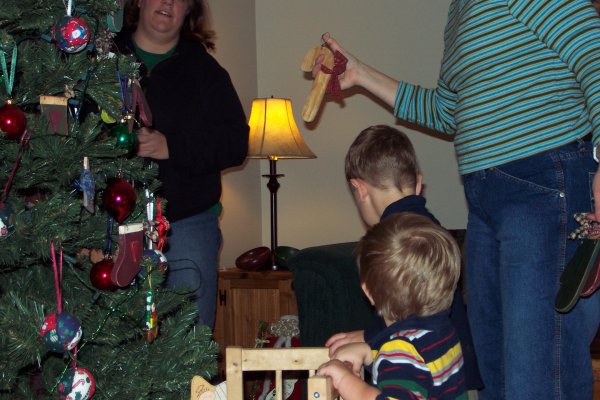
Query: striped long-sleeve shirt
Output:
[[369, 312, 467, 400], [394, 0, 600, 174]]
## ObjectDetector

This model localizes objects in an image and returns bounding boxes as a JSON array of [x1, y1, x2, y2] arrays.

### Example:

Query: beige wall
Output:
[[208, 1, 262, 268], [210, 0, 466, 267]]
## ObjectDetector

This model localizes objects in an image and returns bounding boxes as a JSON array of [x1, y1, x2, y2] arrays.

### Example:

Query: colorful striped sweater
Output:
[[393, 0, 600, 174], [369, 312, 467, 400]]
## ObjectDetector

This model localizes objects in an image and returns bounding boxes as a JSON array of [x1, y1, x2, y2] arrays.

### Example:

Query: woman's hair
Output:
[[345, 125, 420, 191], [357, 212, 461, 321], [123, 0, 216, 49]]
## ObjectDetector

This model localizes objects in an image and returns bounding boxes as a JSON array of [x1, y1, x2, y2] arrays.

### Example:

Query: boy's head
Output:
[[357, 212, 461, 322], [345, 125, 422, 226]]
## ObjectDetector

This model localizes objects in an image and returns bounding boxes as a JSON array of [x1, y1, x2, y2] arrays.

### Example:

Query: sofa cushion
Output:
[[287, 242, 375, 346]]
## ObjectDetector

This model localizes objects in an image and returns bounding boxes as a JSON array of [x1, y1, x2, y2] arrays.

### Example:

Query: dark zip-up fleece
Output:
[[115, 31, 249, 222]]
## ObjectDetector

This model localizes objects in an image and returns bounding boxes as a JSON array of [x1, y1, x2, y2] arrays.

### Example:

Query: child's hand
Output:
[[317, 359, 355, 389], [331, 342, 373, 374], [325, 330, 365, 357], [318, 359, 381, 400]]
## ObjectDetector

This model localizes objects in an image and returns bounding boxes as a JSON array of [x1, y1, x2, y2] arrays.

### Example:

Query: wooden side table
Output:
[[213, 268, 297, 376]]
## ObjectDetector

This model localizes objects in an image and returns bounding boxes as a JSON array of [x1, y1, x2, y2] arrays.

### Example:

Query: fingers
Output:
[[326, 330, 365, 356], [328, 340, 348, 357], [325, 332, 345, 347], [322, 32, 339, 51]]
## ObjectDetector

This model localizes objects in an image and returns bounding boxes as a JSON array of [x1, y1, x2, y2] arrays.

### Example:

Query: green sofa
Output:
[[287, 241, 373, 347]]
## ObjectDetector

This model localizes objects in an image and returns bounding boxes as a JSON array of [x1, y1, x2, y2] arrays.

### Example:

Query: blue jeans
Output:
[[463, 139, 600, 400], [164, 210, 222, 329]]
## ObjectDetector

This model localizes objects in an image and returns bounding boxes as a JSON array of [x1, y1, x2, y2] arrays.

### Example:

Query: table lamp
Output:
[[247, 97, 316, 269]]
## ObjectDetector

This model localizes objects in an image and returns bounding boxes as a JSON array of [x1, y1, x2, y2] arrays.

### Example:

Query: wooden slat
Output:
[[225, 347, 243, 399], [235, 347, 330, 371], [307, 375, 334, 400], [275, 370, 283, 400]]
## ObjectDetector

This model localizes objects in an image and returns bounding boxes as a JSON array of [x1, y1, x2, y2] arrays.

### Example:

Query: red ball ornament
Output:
[[90, 258, 117, 291], [102, 178, 136, 223], [0, 100, 26, 139]]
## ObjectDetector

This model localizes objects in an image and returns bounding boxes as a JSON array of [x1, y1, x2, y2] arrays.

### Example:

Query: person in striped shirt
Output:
[[311, 1, 600, 398], [317, 212, 467, 399]]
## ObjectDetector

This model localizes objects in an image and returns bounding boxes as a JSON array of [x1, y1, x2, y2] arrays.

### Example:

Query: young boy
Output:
[[317, 212, 467, 399], [327, 125, 481, 390]]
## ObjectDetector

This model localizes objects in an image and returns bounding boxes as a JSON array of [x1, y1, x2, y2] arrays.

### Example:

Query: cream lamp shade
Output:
[[247, 98, 316, 160]]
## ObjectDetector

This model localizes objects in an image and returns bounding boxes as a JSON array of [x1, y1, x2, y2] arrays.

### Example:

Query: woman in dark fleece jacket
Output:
[[115, 0, 249, 328]]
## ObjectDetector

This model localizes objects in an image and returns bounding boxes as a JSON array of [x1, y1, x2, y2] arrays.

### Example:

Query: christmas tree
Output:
[[0, 1, 217, 398]]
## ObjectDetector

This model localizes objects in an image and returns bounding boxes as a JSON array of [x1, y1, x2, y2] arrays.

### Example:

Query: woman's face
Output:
[[137, 0, 191, 38]]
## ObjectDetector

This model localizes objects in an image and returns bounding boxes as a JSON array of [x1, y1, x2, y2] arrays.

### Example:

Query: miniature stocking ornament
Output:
[[111, 222, 143, 287]]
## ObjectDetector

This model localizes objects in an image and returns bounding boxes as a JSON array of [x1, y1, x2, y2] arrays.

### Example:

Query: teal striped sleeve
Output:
[[508, 0, 600, 147], [394, 78, 458, 137]]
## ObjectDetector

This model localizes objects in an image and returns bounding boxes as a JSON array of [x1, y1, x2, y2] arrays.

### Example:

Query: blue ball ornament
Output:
[[40, 312, 82, 352], [53, 15, 90, 53]]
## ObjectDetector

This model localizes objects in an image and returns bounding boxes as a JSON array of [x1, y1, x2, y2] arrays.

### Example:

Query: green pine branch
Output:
[[0, 1, 218, 398]]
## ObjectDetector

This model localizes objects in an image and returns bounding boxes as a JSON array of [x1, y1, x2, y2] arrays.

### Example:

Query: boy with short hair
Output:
[[343, 124, 437, 227], [327, 125, 481, 390], [317, 212, 467, 399]]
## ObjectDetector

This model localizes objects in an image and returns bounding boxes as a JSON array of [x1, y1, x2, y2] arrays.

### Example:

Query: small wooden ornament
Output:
[[301, 45, 334, 123], [40, 95, 68, 135], [190, 376, 227, 400]]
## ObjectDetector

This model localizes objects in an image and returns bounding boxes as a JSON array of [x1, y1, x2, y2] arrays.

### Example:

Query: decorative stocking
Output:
[[111, 222, 143, 287]]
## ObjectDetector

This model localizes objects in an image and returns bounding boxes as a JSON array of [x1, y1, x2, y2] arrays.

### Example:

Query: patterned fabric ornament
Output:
[[0, 203, 14, 238], [57, 367, 95, 400], [0, 212, 8, 238], [41, 243, 82, 352], [40, 312, 82, 352], [53, 15, 90, 53]]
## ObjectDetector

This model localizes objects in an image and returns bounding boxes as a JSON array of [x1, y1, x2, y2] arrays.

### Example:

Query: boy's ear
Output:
[[361, 282, 375, 306], [415, 174, 423, 196], [350, 178, 369, 202]]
